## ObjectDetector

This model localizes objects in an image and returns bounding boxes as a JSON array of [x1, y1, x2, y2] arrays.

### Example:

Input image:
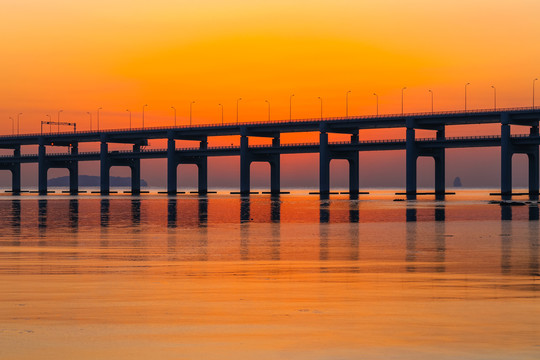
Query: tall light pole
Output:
[[533, 78, 538, 109], [97, 107, 102, 131], [346, 90, 351, 117], [373, 93, 379, 116], [317, 96, 323, 120], [189, 101, 196, 126], [491, 85, 496, 110], [142, 104, 148, 128], [46, 114, 52, 132], [428, 89, 434, 114], [17, 113, 22, 134], [401, 87, 407, 115], [86, 112, 92, 131], [126, 109, 132, 129], [171, 106, 176, 127], [9, 117, 14, 135], [57, 110, 63, 133], [465, 83, 470, 111], [236, 98, 241, 124], [289, 94, 294, 121], [265, 100, 270, 121], [218, 103, 224, 124]]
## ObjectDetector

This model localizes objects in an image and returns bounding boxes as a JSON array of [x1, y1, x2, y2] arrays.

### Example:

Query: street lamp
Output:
[[97, 107, 102, 131], [373, 93, 379, 116], [9, 117, 14, 135], [533, 78, 538, 109], [265, 100, 270, 121], [491, 85, 496, 110], [46, 114, 52, 133], [86, 112, 92, 131], [401, 87, 407, 115], [142, 104, 148, 128], [465, 83, 470, 111], [346, 90, 352, 117], [190, 101, 196, 126], [17, 113, 22, 134], [317, 96, 323, 120], [57, 110, 63, 133], [428, 89, 434, 114], [289, 94, 294, 121], [171, 106, 176, 127], [126, 109, 132, 129], [236, 98, 241, 124], [218, 103, 224, 124]]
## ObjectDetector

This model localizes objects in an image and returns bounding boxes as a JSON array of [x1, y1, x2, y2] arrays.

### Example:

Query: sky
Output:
[[1, 0, 540, 188]]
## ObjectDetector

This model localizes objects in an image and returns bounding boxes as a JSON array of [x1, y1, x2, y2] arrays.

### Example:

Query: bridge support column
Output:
[[12, 146, 21, 195], [69, 143, 78, 195], [131, 144, 141, 195], [240, 134, 251, 194], [501, 116, 512, 200], [349, 133, 359, 197], [198, 138, 208, 194], [406, 125, 417, 200], [270, 136, 280, 194], [38, 140, 48, 195], [100, 140, 110, 195], [435, 128, 446, 200], [319, 130, 330, 196], [529, 126, 539, 200], [167, 137, 177, 194]]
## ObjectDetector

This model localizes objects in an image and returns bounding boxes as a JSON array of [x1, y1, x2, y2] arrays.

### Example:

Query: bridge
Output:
[[0, 107, 539, 200]]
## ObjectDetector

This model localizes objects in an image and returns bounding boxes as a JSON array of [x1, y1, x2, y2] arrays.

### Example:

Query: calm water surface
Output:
[[0, 190, 538, 359]]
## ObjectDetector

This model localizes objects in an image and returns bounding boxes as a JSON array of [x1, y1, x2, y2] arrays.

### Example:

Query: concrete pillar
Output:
[[529, 126, 539, 200], [348, 154, 359, 196], [435, 128, 445, 200], [500, 114, 512, 200], [100, 140, 110, 195], [167, 136, 177, 194], [271, 136, 280, 194], [240, 134, 250, 194], [405, 125, 417, 200], [198, 138, 208, 194], [319, 130, 330, 195], [38, 139, 48, 195], [131, 144, 141, 194], [69, 143, 78, 195], [12, 146, 21, 195]]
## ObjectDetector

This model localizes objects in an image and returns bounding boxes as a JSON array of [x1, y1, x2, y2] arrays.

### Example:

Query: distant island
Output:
[[453, 176, 462, 187], [48, 175, 148, 187]]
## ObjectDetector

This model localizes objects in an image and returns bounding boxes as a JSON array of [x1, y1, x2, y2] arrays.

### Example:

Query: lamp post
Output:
[[9, 117, 14, 135], [491, 85, 496, 110], [126, 109, 132, 129], [142, 104, 148, 128], [218, 103, 224, 124], [465, 83, 470, 111], [317, 96, 323, 120], [265, 100, 270, 121], [97, 107, 102, 131], [17, 113, 22, 134], [289, 94, 294, 121], [428, 89, 434, 114], [46, 114, 52, 133], [86, 112, 92, 131], [171, 106, 176, 127], [236, 98, 241, 124], [346, 90, 351, 117], [373, 93, 379, 116], [189, 101, 195, 126], [401, 87, 407, 115], [533, 78, 538, 109], [57, 110, 63, 133]]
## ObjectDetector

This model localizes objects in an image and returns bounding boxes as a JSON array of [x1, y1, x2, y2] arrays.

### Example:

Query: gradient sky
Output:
[[1, 0, 540, 188]]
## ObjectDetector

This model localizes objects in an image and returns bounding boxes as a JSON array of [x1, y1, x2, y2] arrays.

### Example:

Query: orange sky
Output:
[[1, 0, 540, 188]]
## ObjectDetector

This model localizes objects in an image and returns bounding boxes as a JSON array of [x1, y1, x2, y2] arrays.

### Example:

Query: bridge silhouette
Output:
[[1, 107, 539, 200]]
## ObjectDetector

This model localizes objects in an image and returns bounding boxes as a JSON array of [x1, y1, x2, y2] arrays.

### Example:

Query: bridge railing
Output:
[[2, 106, 540, 139]]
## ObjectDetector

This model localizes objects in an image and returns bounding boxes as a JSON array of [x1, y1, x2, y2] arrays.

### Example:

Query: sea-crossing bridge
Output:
[[0, 107, 539, 200]]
